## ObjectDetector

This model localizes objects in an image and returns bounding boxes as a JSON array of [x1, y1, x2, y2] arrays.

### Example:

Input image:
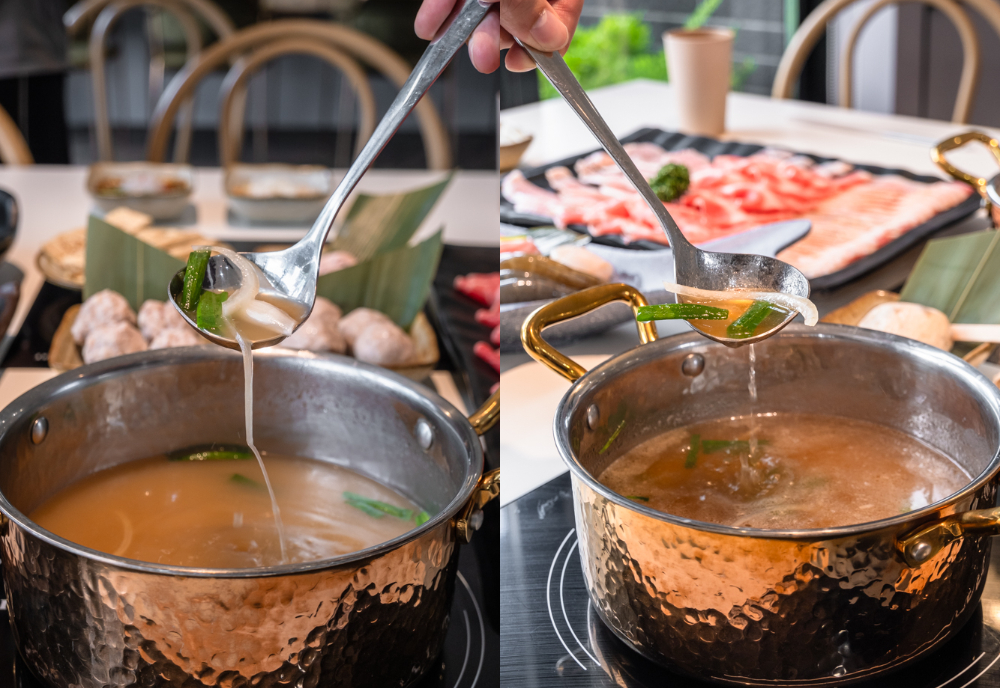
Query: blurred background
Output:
[[3, 0, 497, 168], [499, 0, 1000, 128]]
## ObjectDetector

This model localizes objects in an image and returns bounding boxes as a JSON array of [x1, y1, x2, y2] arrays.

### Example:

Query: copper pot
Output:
[[522, 283, 1000, 686], [0, 348, 498, 687]]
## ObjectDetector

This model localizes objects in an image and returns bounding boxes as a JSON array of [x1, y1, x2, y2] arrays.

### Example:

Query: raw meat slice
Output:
[[474, 341, 500, 373], [454, 272, 500, 306]]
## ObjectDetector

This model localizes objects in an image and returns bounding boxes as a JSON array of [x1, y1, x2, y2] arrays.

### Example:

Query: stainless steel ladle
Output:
[[168, 0, 492, 349], [519, 41, 811, 346]]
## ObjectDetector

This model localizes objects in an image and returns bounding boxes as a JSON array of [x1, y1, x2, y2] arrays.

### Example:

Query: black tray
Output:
[[500, 128, 981, 290]]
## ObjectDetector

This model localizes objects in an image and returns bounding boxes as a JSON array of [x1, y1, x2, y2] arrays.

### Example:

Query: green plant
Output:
[[537, 0, 757, 98]]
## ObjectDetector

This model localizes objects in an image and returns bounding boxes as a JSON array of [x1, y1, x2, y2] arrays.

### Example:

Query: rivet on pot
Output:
[[681, 353, 705, 377], [586, 404, 600, 430], [907, 540, 933, 564], [30, 417, 48, 445], [415, 419, 434, 450]]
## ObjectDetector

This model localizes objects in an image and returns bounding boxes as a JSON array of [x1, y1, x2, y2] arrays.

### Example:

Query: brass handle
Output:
[[931, 130, 1000, 196], [468, 389, 498, 435], [455, 467, 499, 543], [521, 283, 659, 382], [898, 506, 1000, 567]]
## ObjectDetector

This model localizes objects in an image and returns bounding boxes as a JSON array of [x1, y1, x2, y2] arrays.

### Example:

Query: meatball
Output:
[[81, 322, 148, 364], [137, 300, 188, 341], [281, 297, 346, 353], [338, 307, 393, 347], [318, 250, 358, 276], [352, 320, 415, 367], [71, 290, 136, 345], [149, 328, 205, 350]]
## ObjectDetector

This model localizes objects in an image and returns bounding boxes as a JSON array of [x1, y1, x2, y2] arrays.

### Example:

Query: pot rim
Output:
[[0, 347, 484, 577], [554, 323, 1000, 540]]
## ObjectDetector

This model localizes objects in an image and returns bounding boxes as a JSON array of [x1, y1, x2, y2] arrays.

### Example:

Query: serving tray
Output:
[[500, 128, 981, 290]]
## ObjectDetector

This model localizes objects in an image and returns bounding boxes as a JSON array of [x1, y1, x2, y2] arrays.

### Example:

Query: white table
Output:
[[0, 166, 499, 340], [499, 79, 999, 506]]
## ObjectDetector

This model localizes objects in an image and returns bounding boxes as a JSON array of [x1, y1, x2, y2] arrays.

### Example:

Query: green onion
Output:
[[344, 492, 414, 521], [230, 473, 263, 489], [627, 495, 650, 502], [180, 249, 210, 311], [726, 300, 776, 339], [599, 420, 625, 455], [196, 291, 228, 333], [636, 304, 729, 322], [685, 434, 701, 469], [414, 510, 431, 525], [168, 445, 252, 462], [346, 499, 385, 518]]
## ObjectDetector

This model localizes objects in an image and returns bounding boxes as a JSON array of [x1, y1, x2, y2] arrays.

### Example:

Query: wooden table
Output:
[[499, 79, 999, 505]]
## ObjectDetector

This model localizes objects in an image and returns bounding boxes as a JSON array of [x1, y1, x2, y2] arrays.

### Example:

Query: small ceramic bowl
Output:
[[87, 162, 194, 220], [224, 164, 332, 224]]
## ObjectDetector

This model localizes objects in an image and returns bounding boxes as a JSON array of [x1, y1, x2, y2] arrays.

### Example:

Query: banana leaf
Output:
[[84, 214, 184, 310], [900, 229, 1000, 324], [317, 229, 443, 328]]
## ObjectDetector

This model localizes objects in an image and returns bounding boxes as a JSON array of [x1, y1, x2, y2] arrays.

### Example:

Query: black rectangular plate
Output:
[[500, 128, 981, 290]]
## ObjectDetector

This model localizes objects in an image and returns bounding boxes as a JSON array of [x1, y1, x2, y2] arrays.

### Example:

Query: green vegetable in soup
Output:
[[627, 495, 650, 502], [180, 248, 210, 311], [230, 473, 263, 489], [196, 291, 228, 333], [649, 163, 690, 202], [414, 510, 431, 525], [685, 434, 701, 468], [344, 492, 414, 521], [726, 300, 776, 338], [636, 304, 729, 322]]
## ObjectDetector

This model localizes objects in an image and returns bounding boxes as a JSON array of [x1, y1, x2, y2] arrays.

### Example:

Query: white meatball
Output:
[[338, 308, 393, 347], [352, 321, 415, 367], [71, 290, 136, 345], [857, 302, 952, 351], [149, 328, 205, 350], [318, 250, 358, 275], [81, 322, 148, 363], [137, 300, 187, 341], [281, 297, 346, 353]]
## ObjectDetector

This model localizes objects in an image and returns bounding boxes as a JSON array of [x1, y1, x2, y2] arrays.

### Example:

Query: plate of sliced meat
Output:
[[501, 128, 979, 290]]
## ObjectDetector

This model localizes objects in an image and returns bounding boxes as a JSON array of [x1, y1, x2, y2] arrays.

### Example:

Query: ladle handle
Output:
[[517, 41, 692, 253], [302, 0, 491, 258], [521, 283, 658, 382]]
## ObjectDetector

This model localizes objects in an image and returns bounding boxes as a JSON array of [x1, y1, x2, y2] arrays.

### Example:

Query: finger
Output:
[[504, 44, 538, 72], [499, 26, 514, 50], [499, 0, 569, 52], [469, 9, 501, 74], [414, 0, 456, 41], [555, 0, 585, 42]]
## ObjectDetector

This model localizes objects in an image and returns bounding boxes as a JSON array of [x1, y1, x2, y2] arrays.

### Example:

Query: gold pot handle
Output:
[[931, 130, 1000, 196], [454, 390, 500, 543], [521, 283, 659, 382], [898, 506, 1000, 567]]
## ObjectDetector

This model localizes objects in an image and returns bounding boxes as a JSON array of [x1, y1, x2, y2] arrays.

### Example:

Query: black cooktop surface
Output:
[[501, 472, 1000, 688]]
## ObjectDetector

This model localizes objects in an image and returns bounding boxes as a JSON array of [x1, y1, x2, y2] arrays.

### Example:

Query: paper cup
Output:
[[664, 28, 734, 136]]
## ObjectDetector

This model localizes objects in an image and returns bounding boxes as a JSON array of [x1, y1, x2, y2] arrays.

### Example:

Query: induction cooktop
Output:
[[501, 472, 1000, 688]]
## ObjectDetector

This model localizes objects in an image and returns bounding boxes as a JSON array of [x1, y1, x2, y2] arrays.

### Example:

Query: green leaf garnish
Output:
[[414, 510, 431, 525], [180, 248, 210, 312], [344, 492, 413, 521], [196, 291, 228, 333], [168, 445, 252, 462], [685, 434, 701, 469], [636, 303, 729, 322], [627, 495, 650, 502], [726, 300, 775, 339], [649, 163, 690, 202], [230, 473, 263, 489]]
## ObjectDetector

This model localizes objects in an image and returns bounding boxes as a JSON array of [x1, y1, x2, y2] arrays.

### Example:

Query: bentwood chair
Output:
[[773, 0, 1000, 123], [147, 19, 452, 170], [0, 104, 33, 165], [217, 38, 377, 168], [65, 0, 235, 161]]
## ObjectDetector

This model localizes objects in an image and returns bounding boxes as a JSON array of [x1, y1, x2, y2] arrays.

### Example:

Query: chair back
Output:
[[772, 0, 1000, 123], [147, 19, 452, 169]]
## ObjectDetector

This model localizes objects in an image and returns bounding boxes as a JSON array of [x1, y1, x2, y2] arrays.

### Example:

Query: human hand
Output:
[[500, 0, 584, 72], [415, 0, 501, 74]]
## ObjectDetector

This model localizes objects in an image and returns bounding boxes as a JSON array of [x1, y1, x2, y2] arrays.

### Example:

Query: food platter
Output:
[[48, 305, 440, 379], [501, 128, 982, 290]]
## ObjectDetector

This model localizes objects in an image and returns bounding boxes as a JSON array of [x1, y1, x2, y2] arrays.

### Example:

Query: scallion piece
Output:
[[196, 291, 228, 333], [180, 249, 210, 312], [727, 300, 776, 339], [627, 495, 650, 502], [343, 492, 414, 521], [414, 510, 431, 525], [636, 304, 729, 322], [685, 434, 701, 469], [230, 473, 263, 489]]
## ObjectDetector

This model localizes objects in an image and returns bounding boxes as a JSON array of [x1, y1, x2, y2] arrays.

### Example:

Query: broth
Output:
[[31, 454, 424, 568], [597, 413, 971, 529], [679, 296, 792, 339]]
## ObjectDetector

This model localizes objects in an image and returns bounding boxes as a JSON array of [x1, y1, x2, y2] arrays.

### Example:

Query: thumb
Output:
[[500, 0, 569, 52]]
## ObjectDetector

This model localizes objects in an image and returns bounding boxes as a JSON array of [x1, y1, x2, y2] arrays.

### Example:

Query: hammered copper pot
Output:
[[0, 347, 498, 688], [522, 283, 1000, 686]]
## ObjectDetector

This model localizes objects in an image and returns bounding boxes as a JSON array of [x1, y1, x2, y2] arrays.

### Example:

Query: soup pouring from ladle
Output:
[[517, 41, 811, 346], [168, 0, 492, 349]]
